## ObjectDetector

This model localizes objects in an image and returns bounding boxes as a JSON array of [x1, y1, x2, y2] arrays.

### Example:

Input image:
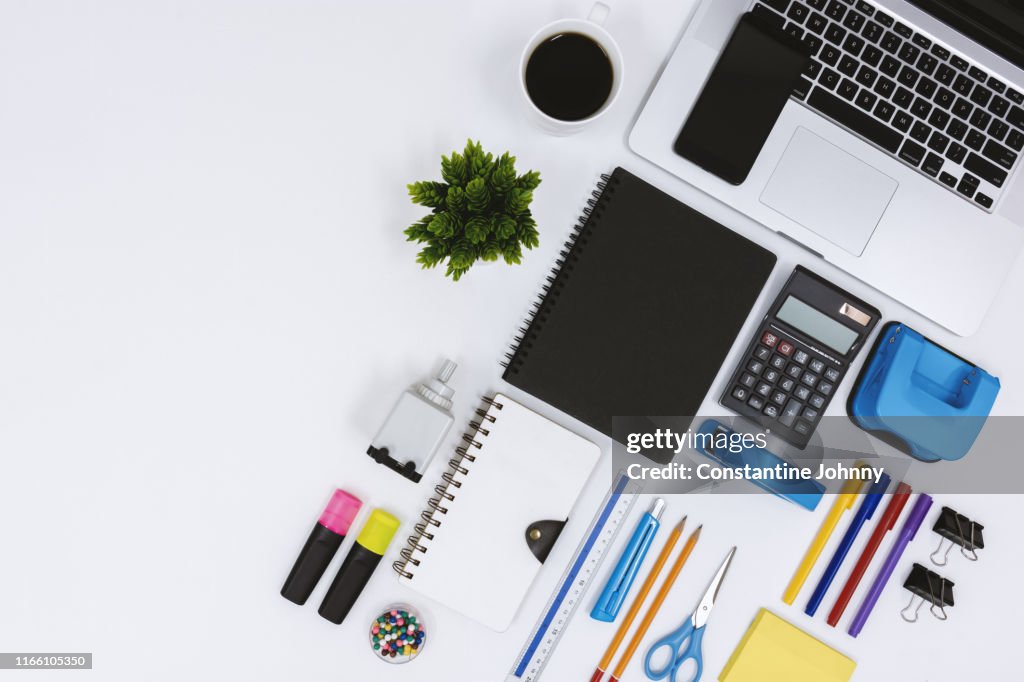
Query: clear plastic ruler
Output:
[[506, 473, 640, 682]]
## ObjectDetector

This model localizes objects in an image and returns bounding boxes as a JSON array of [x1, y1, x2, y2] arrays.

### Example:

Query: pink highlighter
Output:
[[280, 489, 362, 605]]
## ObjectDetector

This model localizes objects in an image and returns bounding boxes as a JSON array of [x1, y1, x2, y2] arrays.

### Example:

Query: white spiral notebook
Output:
[[392, 393, 599, 631]]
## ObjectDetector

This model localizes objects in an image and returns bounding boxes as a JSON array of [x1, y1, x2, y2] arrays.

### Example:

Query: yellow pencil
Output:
[[782, 463, 869, 605], [609, 524, 702, 682], [590, 517, 685, 682]]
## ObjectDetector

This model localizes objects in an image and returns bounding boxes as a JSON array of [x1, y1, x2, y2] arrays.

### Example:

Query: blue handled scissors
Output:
[[644, 547, 736, 682]]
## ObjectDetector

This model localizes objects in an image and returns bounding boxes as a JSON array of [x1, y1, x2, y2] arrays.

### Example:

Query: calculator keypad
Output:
[[723, 326, 845, 446]]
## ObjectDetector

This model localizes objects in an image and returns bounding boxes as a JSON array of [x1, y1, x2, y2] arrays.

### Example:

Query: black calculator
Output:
[[720, 266, 881, 448]]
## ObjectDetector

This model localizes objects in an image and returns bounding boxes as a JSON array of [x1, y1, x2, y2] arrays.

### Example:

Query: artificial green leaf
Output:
[[441, 152, 468, 187], [407, 180, 448, 208], [464, 216, 489, 244], [446, 186, 466, 213], [465, 176, 490, 213], [495, 215, 516, 240]]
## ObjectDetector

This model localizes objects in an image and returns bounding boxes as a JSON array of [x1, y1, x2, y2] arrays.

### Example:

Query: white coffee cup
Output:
[[518, 2, 624, 135]]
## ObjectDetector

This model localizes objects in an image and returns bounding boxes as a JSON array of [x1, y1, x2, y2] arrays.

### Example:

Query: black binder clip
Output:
[[900, 563, 954, 623], [930, 506, 984, 566]]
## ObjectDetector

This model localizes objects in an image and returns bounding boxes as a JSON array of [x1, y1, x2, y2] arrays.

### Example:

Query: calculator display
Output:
[[776, 296, 859, 354]]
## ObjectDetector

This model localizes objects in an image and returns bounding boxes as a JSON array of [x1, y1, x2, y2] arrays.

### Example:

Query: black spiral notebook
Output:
[[502, 167, 776, 462]]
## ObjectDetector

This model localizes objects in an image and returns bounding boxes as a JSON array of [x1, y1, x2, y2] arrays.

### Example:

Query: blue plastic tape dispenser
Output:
[[848, 322, 999, 462]]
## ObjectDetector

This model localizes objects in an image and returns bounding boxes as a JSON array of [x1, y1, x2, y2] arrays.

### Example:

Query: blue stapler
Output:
[[848, 322, 999, 462]]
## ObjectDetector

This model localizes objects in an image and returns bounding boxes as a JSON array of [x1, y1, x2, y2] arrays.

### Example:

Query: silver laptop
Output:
[[630, 0, 1024, 335]]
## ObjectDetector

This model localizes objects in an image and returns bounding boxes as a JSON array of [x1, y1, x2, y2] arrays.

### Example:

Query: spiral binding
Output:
[[392, 395, 504, 580], [501, 172, 619, 374]]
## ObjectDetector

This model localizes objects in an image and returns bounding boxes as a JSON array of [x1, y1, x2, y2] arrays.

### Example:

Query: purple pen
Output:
[[848, 494, 933, 637]]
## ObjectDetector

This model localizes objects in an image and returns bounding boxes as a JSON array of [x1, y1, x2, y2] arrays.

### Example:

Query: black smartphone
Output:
[[674, 12, 810, 185]]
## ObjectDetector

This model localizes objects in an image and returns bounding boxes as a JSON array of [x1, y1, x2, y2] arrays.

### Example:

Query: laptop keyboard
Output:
[[751, 0, 1024, 212]]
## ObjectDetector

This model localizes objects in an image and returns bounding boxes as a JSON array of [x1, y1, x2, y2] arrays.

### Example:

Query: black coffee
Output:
[[525, 32, 614, 122]]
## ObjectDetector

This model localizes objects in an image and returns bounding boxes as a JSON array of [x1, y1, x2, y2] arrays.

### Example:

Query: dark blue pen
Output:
[[805, 471, 892, 616]]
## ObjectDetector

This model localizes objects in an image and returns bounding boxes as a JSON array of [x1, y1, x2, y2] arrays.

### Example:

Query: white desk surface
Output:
[[2, 1, 1021, 680]]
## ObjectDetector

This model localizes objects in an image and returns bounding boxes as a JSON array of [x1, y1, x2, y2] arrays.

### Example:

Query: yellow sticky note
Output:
[[719, 609, 856, 682]]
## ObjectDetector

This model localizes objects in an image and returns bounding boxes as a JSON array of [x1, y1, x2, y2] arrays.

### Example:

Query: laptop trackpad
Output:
[[760, 127, 898, 256]]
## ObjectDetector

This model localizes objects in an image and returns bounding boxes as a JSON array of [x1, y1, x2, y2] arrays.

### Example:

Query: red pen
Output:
[[827, 482, 913, 627]]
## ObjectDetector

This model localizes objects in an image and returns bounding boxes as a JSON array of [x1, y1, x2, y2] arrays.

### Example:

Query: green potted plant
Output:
[[404, 140, 541, 281]]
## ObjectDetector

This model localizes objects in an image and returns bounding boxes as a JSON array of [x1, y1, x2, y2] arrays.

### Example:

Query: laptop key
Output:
[[893, 110, 912, 131], [804, 34, 824, 55], [880, 31, 901, 54], [873, 76, 895, 98], [825, 0, 846, 20], [970, 85, 992, 107], [1009, 105, 1024, 130], [807, 11, 828, 34], [838, 78, 858, 100], [928, 131, 950, 154], [855, 0, 874, 15], [950, 55, 969, 71], [965, 128, 986, 151], [970, 109, 991, 129], [1008, 89, 1024, 105], [821, 45, 841, 66], [975, 193, 993, 209], [808, 0, 827, 8], [861, 45, 882, 68], [897, 65, 918, 88], [982, 139, 1018, 170], [911, 97, 932, 119], [804, 60, 822, 78], [947, 118, 968, 140], [819, 67, 841, 90], [843, 34, 865, 56], [965, 151, 1008, 186], [935, 64, 956, 85], [898, 42, 920, 65], [843, 10, 865, 32], [989, 95, 1009, 118], [793, 77, 813, 100], [784, 23, 805, 41], [825, 23, 847, 45], [915, 78, 937, 98], [912, 33, 931, 49], [931, 44, 951, 60], [856, 89, 876, 111], [764, 0, 790, 11], [928, 109, 950, 130], [938, 171, 957, 187], [989, 119, 1009, 142], [808, 87, 904, 152], [917, 53, 938, 76], [880, 55, 901, 77], [893, 22, 913, 38], [855, 65, 877, 87], [875, 10, 894, 27], [953, 74, 973, 95], [899, 139, 926, 166], [910, 121, 931, 143], [969, 65, 987, 82], [988, 76, 1006, 93], [893, 86, 914, 109], [922, 152, 944, 177], [873, 100, 895, 122], [1008, 129, 1024, 152], [957, 173, 979, 198], [839, 54, 859, 77], [787, 2, 810, 22], [862, 20, 883, 43], [933, 87, 955, 109], [946, 142, 967, 163], [952, 97, 973, 119]]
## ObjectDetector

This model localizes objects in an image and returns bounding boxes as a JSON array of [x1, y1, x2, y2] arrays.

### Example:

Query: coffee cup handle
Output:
[[588, 1, 611, 26]]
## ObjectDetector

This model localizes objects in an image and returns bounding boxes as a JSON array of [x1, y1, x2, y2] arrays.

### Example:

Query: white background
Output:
[[1, 0, 1022, 680]]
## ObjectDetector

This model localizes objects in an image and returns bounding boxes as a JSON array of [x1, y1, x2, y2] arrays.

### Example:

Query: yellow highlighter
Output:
[[783, 464, 868, 605]]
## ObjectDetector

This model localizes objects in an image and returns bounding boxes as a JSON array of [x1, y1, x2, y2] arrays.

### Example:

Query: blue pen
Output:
[[591, 498, 665, 622], [805, 472, 892, 616]]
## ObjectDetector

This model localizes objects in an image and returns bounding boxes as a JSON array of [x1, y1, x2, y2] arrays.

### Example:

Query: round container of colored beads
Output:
[[368, 603, 426, 663]]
